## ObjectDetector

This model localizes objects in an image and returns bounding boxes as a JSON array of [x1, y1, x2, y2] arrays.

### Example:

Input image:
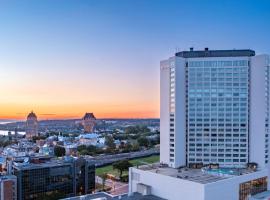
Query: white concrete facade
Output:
[[174, 58, 187, 168], [160, 58, 171, 166], [129, 167, 204, 200], [151, 49, 270, 200], [160, 49, 270, 169], [160, 57, 186, 168], [129, 167, 268, 200], [249, 55, 270, 167]]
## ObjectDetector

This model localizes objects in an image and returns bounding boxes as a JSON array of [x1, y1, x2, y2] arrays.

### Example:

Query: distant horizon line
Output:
[[0, 117, 160, 121]]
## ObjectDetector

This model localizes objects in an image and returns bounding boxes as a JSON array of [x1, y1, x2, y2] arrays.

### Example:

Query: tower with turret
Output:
[[82, 113, 96, 133], [25, 111, 38, 139]]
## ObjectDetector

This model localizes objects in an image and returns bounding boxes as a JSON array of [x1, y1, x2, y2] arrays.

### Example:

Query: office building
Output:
[[25, 111, 38, 139], [73, 158, 96, 195], [12, 157, 95, 200], [129, 49, 270, 200]]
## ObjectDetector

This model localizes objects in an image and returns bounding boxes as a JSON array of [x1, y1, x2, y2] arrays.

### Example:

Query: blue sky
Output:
[[0, 0, 269, 119]]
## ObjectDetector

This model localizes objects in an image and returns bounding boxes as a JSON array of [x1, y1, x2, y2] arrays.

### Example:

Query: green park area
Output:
[[96, 155, 160, 177]]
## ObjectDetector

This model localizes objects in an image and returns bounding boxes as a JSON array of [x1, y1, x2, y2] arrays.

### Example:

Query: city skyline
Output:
[[0, 0, 270, 120]]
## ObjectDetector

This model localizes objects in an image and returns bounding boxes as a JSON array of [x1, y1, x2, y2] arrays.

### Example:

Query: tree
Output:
[[119, 142, 126, 150], [77, 145, 87, 152], [0, 140, 12, 147], [132, 143, 140, 151], [112, 159, 133, 178], [123, 142, 133, 153], [79, 149, 89, 155], [54, 145, 66, 157], [78, 145, 105, 156], [32, 135, 46, 143], [100, 173, 107, 191], [138, 136, 149, 148], [105, 135, 116, 150], [125, 125, 150, 135], [87, 145, 97, 153]]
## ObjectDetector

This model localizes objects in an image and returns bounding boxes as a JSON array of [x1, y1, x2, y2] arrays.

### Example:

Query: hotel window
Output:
[[239, 177, 267, 200]]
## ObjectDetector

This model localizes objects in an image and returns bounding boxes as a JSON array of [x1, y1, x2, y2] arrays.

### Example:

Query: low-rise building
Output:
[[129, 164, 269, 200], [77, 133, 99, 146], [61, 192, 164, 200], [38, 144, 54, 156], [11, 157, 95, 200], [0, 175, 17, 200], [65, 144, 78, 156]]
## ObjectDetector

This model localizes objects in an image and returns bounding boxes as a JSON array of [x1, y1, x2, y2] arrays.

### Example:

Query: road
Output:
[[85, 148, 159, 167]]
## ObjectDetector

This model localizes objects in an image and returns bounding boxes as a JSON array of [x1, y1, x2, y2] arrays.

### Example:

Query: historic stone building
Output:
[[25, 111, 38, 139], [82, 113, 96, 133]]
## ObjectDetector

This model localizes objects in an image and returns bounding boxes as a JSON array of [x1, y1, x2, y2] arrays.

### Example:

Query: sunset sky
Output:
[[0, 0, 270, 120]]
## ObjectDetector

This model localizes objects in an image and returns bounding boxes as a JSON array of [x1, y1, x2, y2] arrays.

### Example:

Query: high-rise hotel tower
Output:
[[160, 48, 270, 168]]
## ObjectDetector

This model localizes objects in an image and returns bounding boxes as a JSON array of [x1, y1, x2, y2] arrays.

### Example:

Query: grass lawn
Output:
[[130, 155, 159, 166], [95, 155, 160, 177]]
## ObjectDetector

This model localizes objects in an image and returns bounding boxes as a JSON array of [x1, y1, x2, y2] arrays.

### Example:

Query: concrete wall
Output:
[[160, 56, 187, 168], [129, 167, 268, 200], [174, 57, 187, 167], [249, 55, 269, 168], [160, 59, 171, 165], [204, 169, 268, 200], [129, 167, 205, 200]]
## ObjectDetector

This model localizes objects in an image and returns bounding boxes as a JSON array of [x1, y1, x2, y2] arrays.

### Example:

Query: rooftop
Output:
[[61, 192, 165, 200], [12, 160, 72, 170], [78, 133, 99, 139], [83, 113, 96, 120], [27, 111, 37, 119], [175, 48, 255, 58], [138, 163, 257, 184], [0, 175, 17, 181]]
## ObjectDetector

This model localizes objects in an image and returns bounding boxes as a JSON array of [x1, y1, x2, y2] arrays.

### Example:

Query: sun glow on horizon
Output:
[[0, 101, 160, 120], [0, 109, 159, 121], [0, 57, 159, 120]]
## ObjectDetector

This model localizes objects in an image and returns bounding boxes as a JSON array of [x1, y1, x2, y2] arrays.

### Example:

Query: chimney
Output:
[[205, 47, 209, 51], [190, 47, 194, 51]]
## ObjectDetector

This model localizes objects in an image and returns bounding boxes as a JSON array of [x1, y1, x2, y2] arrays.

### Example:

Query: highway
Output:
[[85, 148, 159, 167]]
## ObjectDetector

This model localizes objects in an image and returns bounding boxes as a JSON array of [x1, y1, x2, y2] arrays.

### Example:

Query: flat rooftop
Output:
[[61, 192, 165, 200], [175, 49, 255, 58], [138, 164, 256, 184], [13, 160, 72, 170]]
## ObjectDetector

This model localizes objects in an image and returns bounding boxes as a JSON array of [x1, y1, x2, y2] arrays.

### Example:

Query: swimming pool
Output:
[[202, 167, 241, 177]]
